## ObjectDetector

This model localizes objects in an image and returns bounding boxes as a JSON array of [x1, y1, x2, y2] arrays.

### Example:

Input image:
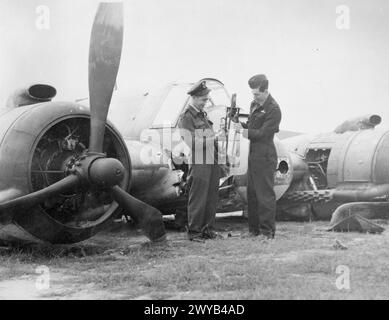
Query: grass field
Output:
[[1, 214, 389, 299]]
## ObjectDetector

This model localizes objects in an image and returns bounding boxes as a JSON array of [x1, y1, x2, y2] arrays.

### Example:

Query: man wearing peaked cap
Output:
[[234, 74, 282, 239], [177, 80, 222, 242], [187, 80, 211, 97]]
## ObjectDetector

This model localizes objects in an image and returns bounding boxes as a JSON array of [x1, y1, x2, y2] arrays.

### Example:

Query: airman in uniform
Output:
[[234, 74, 282, 239], [177, 80, 221, 241]]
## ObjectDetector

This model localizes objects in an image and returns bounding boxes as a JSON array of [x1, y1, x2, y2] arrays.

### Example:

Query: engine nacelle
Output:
[[284, 128, 389, 188], [0, 101, 130, 244], [328, 128, 389, 186]]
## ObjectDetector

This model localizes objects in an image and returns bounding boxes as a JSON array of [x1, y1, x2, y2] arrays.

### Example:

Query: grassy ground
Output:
[[1, 214, 389, 299]]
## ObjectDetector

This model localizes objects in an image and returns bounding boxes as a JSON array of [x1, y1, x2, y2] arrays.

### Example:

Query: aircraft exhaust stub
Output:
[[6, 84, 57, 108], [334, 114, 382, 134]]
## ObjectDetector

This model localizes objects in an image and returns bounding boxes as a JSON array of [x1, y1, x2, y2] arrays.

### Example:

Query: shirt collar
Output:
[[189, 104, 201, 113], [262, 93, 271, 110], [257, 92, 270, 107], [252, 93, 272, 112], [189, 104, 207, 117]]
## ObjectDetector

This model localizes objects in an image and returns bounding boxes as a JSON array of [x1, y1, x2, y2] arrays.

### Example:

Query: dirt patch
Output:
[[1, 215, 389, 299]]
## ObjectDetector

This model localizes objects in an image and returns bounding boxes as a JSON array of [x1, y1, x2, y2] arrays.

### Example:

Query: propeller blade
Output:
[[88, 3, 124, 153], [0, 175, 80, 223], [110, 185, 166, 242]]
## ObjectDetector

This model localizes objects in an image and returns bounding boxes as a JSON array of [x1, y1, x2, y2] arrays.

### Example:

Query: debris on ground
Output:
[[332, 239, 348, 250], [327, 214, 385, 234]]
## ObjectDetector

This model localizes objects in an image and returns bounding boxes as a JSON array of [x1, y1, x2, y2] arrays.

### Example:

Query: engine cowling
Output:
[[0, 101, 131, 244]]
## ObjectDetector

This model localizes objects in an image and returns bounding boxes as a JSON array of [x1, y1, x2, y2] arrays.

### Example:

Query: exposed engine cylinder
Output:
[[6, 84, 57, 108]]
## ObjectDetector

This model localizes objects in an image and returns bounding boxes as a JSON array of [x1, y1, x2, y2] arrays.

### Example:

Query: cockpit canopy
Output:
[[106, 78, 231, 139]]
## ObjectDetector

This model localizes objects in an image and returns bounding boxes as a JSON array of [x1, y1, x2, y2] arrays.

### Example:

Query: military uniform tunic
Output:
[[177, 105, 220, 236], [242, 94, 282, 237]]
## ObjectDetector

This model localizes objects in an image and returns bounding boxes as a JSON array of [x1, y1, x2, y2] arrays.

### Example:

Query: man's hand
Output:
[[233, 122, 244, 131], [215, 129, 225, 138]]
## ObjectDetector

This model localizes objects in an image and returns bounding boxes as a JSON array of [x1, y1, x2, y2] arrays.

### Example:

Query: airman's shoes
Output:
[[241, 232, 274, 241], [187, 230, 223, 241], [202, 230, 223, 240], [187, 232, 205, 242], [240, 231, 260, 239]]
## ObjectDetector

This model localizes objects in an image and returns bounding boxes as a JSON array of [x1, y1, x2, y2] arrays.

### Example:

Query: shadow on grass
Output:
[[0, 242, 110, 260]]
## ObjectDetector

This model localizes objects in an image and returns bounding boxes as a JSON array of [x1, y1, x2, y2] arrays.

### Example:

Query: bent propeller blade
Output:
[[110, 185, 167, 242], [88, 2, 124, 153]]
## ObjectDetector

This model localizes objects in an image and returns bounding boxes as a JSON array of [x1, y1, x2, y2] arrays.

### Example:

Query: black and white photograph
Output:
[[0, 0, 389, 303]]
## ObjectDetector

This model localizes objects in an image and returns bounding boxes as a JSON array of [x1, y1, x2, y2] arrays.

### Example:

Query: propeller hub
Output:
[[89, 157, 125, 187]]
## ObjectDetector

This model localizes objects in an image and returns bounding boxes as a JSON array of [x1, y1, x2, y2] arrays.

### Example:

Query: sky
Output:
[[0, 0, 388, 132]]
